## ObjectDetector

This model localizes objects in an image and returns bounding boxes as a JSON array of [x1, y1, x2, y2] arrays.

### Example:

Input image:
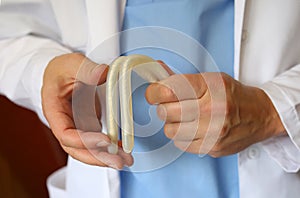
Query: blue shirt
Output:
[[120, 0, 238, 198]]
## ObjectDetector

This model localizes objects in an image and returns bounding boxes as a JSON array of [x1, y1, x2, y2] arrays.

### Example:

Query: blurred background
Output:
[[0, 96, 67, 197]]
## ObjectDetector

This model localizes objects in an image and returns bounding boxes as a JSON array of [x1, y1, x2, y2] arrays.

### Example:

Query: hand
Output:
[[42, 53, 133, 169], [145, 71, 286, 157]]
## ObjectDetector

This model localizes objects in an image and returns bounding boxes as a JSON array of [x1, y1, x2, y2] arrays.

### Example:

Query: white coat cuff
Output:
[[24, 47, 71, 125], [260, 82, 300, 172]]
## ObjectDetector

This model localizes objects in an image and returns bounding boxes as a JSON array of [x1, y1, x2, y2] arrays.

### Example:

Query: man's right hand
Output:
[[42, 53, 133, 169]]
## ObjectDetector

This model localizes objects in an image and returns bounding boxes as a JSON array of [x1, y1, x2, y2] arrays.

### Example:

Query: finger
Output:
[[42, 96, 75, 140], [156, 99, 204, 122], [156, 91, 215, 122], [60, 130, 111, 149], [164, 119, 209, 141], [72, 83, 102, 132], [174, 139, 211, 155], [97, 150, 131, 169], [46, 54, 108, 87], [156, 60, 175, 75], [117, 147, 134, 166], [173, 123, 230, 155], [76, 61, 109, 85], [146, 73, 208, 105], [43, 94, 102, 149], [64, 54, 109, 86], [98, 143, 134, 167], [63, 146, 108, 167], [63, 146, 128, 169]]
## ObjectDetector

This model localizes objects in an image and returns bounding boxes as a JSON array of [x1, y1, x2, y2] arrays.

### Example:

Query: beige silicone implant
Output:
[[106, 54, 170, 154]]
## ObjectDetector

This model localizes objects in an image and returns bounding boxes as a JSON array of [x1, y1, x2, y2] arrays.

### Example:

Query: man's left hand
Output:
[[145, 71, 286, 157]]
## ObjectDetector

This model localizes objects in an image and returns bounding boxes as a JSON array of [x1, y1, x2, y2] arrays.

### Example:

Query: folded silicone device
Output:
[[106, 54, 170, 154]]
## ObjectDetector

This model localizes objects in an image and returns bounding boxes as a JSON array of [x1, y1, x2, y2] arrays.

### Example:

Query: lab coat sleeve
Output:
[[0, 35, 121, 198], [0, 35, 72, 125], [260, 64, 300, 173]]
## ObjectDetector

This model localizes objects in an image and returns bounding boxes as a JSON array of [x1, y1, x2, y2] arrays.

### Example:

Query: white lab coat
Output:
[[0, 0, 300, 197]]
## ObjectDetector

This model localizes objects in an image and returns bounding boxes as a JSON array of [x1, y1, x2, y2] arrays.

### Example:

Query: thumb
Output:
[[145, 73, 208, 104], [76, 57, 109, 86], [156, 60, 175, 75]]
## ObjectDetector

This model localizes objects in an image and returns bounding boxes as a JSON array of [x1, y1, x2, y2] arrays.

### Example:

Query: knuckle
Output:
[[211, 143, 223, 153], [200, 100, 211, 114], [224, 99, 239, 127], [220, 72, 230, 85], [219, 126, 229, 138]]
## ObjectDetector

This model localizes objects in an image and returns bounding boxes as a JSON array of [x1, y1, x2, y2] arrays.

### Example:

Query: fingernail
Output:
[[101, 157, 121, 170], [96, 140, 110, 147], [108, 144, 118, 154]]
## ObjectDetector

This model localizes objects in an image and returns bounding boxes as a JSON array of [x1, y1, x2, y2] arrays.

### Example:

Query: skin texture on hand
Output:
[[145, 70, 286, 157], [42, 53, 133, 169]]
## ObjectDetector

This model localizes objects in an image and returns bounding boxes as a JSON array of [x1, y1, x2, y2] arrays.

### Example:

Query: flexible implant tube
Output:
[[106, 56, 127, 154], [106, 55, 170, 154]]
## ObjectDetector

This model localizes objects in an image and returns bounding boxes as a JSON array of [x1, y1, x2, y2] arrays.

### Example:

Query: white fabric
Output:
[[66, 157, 120, 198], [47, 167, 67, 198], [233, 0, 245, 80], [0, 35, 71, 125], [237, 0, 300, 197], [0, 0, 300, 198]]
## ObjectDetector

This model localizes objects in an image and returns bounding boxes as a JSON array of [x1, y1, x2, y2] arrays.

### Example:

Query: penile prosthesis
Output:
[[106, 54, 170, 154]]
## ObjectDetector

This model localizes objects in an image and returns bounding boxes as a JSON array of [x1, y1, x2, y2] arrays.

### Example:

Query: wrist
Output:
[[257, 88, 286, 137]]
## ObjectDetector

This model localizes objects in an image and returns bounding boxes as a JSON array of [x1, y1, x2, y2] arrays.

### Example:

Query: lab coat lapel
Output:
[[85, 0, 127, 63], [234, 0, 246, 80]]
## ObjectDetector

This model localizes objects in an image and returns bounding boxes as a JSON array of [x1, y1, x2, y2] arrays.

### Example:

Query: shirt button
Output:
[[247, 147, 260, 159], [242, 29, 248, 43]]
